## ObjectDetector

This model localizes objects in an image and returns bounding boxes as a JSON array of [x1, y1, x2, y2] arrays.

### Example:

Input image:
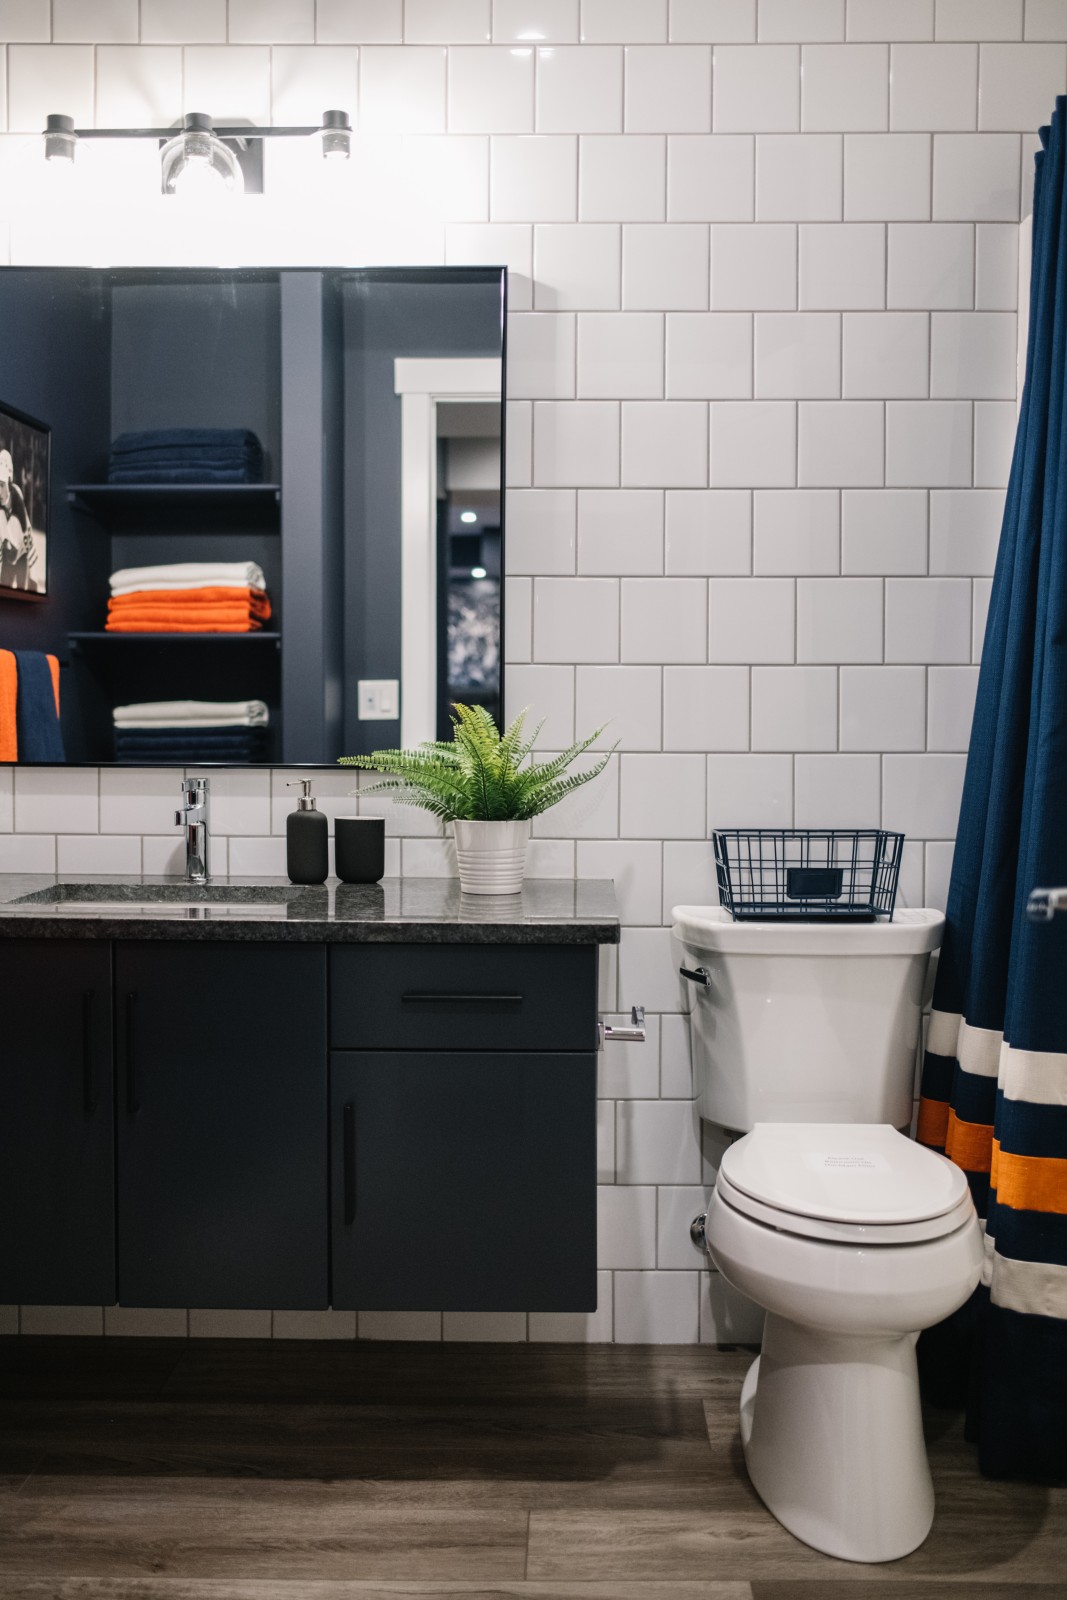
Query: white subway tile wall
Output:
[[0, 0, 1061, 1344]]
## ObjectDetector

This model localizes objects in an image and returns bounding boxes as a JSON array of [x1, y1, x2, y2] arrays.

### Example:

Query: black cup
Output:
[[334, 816, 386, 884]]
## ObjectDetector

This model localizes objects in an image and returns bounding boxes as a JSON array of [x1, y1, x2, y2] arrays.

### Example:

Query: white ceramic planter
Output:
[[453, 818, 530, 895]]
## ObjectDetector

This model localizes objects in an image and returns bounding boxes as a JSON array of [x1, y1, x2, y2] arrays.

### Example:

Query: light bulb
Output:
[[172, 155, 225, 195], [460, 510, 478, 523], [471, 566, 487, 579], [161, 114, 243, 198], [320, 109, 352, 161], [43, 113, 77, 165]]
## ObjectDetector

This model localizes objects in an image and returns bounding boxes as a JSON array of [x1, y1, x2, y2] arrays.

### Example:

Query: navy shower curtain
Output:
[[917, 100, 1067, 1481]]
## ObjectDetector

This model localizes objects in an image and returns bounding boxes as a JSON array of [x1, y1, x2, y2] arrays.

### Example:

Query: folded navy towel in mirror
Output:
[[114, 723, 268, 762], [108, 428, 265, 485]]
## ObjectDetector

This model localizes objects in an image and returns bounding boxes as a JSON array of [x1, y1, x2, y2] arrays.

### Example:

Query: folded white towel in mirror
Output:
[[113, 699, 270, 727], [108, 561, 267, 594]]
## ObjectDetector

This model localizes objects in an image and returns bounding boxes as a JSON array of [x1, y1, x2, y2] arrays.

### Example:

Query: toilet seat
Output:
[[717, 1122, 972, 1246], [716, 1168, 975, 1245]]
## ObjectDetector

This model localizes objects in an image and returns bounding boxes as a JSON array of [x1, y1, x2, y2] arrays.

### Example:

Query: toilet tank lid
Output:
[[720, 1123, 970, 1226], [671, 905, 944, 956]]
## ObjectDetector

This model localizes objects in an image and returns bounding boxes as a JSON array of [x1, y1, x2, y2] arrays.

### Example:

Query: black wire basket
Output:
[[713, 829, 905, 921]]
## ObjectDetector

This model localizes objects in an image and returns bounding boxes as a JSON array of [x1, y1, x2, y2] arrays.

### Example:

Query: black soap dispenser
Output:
[[286, 779, 329, 885]]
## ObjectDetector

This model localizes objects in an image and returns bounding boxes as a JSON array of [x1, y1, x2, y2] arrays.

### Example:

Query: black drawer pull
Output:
[[400, 992, 523, 1009], [124, 992, 139, 1114], [81, 992, 98, 1114], [343, 1101, 356, 1226]]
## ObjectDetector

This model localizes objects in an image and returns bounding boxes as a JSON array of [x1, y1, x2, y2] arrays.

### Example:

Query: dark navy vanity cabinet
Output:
[[0, 940, 115, 1306], [114, 942, 328, 1310], [0, 879, 617, 1316], [329, 945, 599, 1312]]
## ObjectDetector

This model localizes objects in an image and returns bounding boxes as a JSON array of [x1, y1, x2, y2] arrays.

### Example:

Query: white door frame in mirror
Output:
[[394, 356, 503, 748]]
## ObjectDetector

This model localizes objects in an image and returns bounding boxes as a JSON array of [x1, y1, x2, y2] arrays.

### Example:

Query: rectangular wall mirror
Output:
[[0, 265, 506, 766]]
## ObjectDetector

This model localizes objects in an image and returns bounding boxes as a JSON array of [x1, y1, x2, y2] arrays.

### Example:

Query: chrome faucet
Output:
[[174, 777, 209, 883]]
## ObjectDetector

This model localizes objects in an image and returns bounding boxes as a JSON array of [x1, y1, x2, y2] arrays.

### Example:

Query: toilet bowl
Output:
[[706, 1123, 984, 1564]]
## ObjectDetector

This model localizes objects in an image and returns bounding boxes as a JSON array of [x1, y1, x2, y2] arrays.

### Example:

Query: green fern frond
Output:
[[339, 703, 613, 824], [517, 753, 614, 818], [510, 726, 610, 797]]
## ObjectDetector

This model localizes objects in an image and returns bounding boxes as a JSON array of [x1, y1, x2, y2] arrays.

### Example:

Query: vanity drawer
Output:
[[329, 943, 598, 1052]]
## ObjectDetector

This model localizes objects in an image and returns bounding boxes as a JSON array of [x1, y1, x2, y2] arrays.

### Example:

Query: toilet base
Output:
[[739, 1313, 935, 1564]]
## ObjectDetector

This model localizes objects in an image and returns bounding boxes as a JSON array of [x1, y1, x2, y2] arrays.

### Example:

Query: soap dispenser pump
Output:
[[286, 779, 329, 885]]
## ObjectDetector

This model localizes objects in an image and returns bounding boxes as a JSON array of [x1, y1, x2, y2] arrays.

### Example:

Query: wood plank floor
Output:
[[0, 1338, 1063, 1599]]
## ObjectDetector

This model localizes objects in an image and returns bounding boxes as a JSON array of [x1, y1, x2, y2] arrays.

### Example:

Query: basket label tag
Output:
[[803, 1152, 891, 1173]]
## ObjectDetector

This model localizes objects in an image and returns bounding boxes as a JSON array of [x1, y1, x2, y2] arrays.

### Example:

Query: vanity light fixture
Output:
[[42, 109, 353, 196]]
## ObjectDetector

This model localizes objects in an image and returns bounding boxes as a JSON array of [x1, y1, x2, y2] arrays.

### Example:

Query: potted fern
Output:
[[340, 703, 614, 895]]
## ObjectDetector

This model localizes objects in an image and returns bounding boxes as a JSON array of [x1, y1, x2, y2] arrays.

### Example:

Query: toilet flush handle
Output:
[[598, 1005, 646, 1049], [679, 964, 711, 989]]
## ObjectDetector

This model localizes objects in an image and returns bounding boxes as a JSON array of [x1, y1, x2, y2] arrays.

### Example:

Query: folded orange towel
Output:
[[106, 585, 272, 633], [0, 650, 16, 762], [109, 607, 265, 623], [106, 618, 265, 633], [109, 585, 271, 612]]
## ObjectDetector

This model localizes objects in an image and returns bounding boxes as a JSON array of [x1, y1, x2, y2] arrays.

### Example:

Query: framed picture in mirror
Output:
[[0, 397, 49, 601]]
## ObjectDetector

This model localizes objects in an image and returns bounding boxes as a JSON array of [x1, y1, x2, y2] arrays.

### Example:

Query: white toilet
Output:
[[673, 905, 984, 1565]]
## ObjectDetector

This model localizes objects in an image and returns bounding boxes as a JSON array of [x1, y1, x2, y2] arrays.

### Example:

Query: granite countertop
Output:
[[0, 875, 620, 945]]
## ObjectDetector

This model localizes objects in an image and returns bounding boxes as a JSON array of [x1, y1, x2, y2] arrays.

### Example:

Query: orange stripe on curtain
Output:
[[991, 1140, 1067, 1214], [917, 1096, 950, 1147], [944, 1109, 994, 1174], [0, 650, 16, 761], [47, 653, 60, 716]]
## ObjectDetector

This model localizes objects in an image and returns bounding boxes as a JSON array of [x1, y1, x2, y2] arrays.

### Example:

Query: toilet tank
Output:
[[671, 908, 944, 1132]]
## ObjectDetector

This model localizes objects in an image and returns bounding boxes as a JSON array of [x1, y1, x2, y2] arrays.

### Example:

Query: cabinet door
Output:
[[116, 941, 328, 1309], [0, 939, 115, 1306], [331, 1050, 597, 1312]]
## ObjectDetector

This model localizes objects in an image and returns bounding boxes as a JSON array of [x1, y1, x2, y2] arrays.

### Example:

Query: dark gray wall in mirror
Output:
[[0, 266, 506, 766]]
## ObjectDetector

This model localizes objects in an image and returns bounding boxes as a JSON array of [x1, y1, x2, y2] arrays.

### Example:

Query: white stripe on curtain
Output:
[[999, 1043, 1067, 1106], [957, 1019, 1003, 1078], [989, 1252, 1067, 1319], [981, 1228, 994, 1288], [927, 1008, 962, 1055]]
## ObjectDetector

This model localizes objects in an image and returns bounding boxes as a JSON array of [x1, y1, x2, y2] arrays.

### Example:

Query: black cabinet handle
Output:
[[400, 992, 523, 1008], [124, 992, 139, 1114], [343, 1101, 356, 1226], [81, 991, 97, 1114]]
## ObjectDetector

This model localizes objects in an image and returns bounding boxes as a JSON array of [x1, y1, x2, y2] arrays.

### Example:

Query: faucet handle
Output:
[[176, 776, 209, 827]]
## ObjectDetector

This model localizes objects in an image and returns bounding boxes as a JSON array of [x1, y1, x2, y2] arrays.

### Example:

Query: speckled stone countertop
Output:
[[0, 875, 620, 945]]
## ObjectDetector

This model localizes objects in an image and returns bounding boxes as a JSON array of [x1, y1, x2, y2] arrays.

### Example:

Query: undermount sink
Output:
[[11, 883, 303, 916]]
